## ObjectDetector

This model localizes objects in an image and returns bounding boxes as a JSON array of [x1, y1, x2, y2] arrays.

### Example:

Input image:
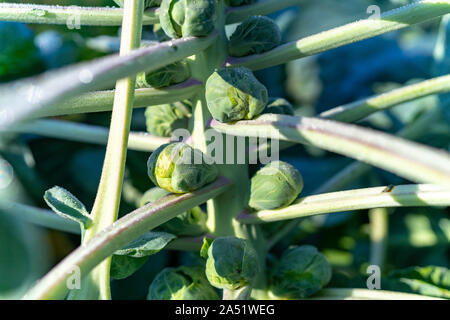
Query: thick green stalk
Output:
[[23, 177, 231, 300], [237, 184, 450, 224], [0, 3, 158, 25], [227, 0, 450, 70], [211, 114, 450, 184], [4, 120, 169, 152], [71, 0, 144, 300], [30, 80, 202, 118]]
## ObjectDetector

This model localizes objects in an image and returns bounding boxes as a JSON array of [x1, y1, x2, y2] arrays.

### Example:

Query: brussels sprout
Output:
[[228, 16, 281, 57], [205, 67, 268, 123], [249, 161, 303, 211], [270, 245, 332, 299], [159, 0, 216, 39], [148, 265, 219, 300], [205, 236, 259, 290], [113, 0, 161, 8], [145, 101, 191, 137], [225, 0, 257, 7], [137, 59, 190, 89], [140, 187, 207, 236], [263, 97, 295, 116], [147, 142, 218, 193]]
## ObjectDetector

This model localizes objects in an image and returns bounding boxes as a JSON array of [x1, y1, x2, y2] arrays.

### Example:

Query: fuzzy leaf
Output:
[[114, 231, 176, 258], [43, 186, 92, 229], [110, 255, 149, 280]]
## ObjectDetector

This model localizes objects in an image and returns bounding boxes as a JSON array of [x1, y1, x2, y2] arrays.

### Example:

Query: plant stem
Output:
[[238, 184, 450, 224], [4, 120, 169, 152], [0, 200, 80, 234], [266, 104, 444, 248], [320, 75, 450, 123], [211, 114, 450, 184], [71, 0, 144, 300], [30, 79, 202, 118], [369, 207, 389, 268], [0, 35, 217, 129], [23, 177, 231, 300], [223, 286, 252, 300], [311, 288, 442, 300], [0, 3, 158, 25], [227, 0, 450, 70], [225, 0, 302, 24]]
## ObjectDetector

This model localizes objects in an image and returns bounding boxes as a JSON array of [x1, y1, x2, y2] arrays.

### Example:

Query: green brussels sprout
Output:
[[147, 142, 218, 193], [263, 97, 295, 116], [270, 245, 332, 299], [159, 0, 216, 39], [145, 101, 191, 137], [148, 265, 219, 300], [137, 59, 190, 89], [249, 161, 303, 211], [205, 67, 268, 123], [140, 187, 207, 236], [113, 0, 161, 8], [225, 0, 257, 7], [205, 236, 259, 290], [228, 16, 281, 57]]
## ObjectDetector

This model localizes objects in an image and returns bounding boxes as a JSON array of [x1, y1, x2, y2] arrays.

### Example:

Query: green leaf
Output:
[[114, 231, 176, 258], [43, 186, 92, 229], [110, 255, 149, 280], [383, 266, 450, 299], [200, 237, 213, 259]]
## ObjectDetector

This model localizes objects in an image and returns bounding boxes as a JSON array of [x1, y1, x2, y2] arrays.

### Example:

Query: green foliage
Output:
[[147, 142, 218, 193], [114, 231, 176, 258], [148, 265, 219, 300], [140, 187, 208, 236], [249, 161, 303, 211], [263, 97, 295, 115], [111, 255, 149, 280], [205, 67, 268, 122], [144, 101, 191, 137], [205, 236, 259, 290], [228, 16, 281, 57], [270, 245, 332, 299], [43, 186, 92, 229], [383, 266, 450, 299], [159, 0, 217, 39], [137, 59, 190, 89]]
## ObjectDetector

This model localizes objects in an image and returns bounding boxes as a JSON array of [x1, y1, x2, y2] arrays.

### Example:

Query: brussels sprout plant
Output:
[[0, 0, 450, 303]]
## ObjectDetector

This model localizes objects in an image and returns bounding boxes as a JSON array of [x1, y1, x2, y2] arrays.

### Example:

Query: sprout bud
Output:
[[205, 67, 268, 123], [205, 236, 259, 290], [228, 16, 281, 57], [147, 142, 218, 193], [159, 0, 217, 39], [249, 161, 303, 211], [148, 265, 219, 300], [270, 245, 332, 299], [145, 101, 191, 137]]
